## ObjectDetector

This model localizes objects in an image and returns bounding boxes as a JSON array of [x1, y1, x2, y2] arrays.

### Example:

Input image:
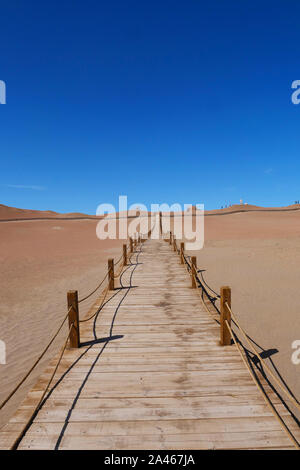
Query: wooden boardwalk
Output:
[[0, 238, 299, 449]]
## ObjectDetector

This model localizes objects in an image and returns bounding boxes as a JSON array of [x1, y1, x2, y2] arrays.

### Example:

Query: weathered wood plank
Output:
[[18, 431, 295, 450], [11, 403, 290, 424]]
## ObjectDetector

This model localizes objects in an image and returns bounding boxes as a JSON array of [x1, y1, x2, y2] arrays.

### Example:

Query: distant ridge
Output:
[[204, 203, 300, 216], [0, 204, 99, 222], [1, 203, 300, 222], [0, 204, 137, 222]]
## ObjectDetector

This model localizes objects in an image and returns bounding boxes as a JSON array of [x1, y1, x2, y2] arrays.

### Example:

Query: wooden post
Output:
[[191, 256, 197, 288], [130, 237, 133, 253], [173, 235, 177, 252], [123, 244, 127, 266], [67, 290, 80, 348], [220, 286, 231, 346], [108, 258, 114, 290], [180, 242, 185, 264]]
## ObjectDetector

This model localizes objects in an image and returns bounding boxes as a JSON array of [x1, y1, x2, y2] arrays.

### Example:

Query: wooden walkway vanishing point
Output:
[[1, 237, 300, 450]]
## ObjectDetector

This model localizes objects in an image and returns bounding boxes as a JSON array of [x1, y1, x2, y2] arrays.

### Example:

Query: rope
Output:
[[190, 263, 300, 438], [186, 254, 300, 403], [113, 260, 124, 279], [10, 323, 75, 450], [79, 285, 109, 323], [114, 253, 123, 266], [195, 276, 220, 320], [225, 320, 300, 449], [80, 240, 136, 323], [198, 270, 220, 298], [181, 255, 219, 321], [178, 255, 221, 325], [0, 307, 71, 410], [78, 272, 109, 303], [225, 301, 300, 412], [78, 241, 131, 303]]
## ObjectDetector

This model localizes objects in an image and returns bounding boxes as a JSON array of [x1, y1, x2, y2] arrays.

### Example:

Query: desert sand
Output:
[[0, 204, 299, 429]]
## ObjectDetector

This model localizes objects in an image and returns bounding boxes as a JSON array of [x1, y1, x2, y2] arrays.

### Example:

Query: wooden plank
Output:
[[10, 403, 290, 424], [4, 414, 300, 436], [17, 430, 295, 450], [40, 362, 247, 373], [15, 394, 284, 411]]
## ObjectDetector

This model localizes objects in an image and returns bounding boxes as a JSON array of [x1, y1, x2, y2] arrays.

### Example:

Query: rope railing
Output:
[[192, 268, 300, 416], [0, 235, 142, 413], [198, 270, 220, 298], [79, 239, 134, 323], [167, 233, 218, 309], [78, 239, 133, 304], [78, 272, 109, 304], [224, 319, 300, 450], [224, 301, 300, 412], [114, 253, 124, 266], [10, 322, 75, 450], [0, 307, 72, 411], [179, 248, 221, 317], [167, 230, 300, 449], [113, 259, 125, 279], [78, 239, 132, 304], [186, 249, 300, 408], [78, 285, 110, 323]]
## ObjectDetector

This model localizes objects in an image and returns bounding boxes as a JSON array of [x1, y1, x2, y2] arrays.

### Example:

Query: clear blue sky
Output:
[[1, 1, 300, 213]]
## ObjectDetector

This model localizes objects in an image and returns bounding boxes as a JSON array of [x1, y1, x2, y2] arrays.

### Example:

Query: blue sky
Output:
[[1, 1, 300, 213]]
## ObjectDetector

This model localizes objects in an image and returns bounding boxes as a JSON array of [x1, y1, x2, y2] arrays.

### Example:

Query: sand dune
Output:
[[205, 203, 300, 215], [0, 204, 100, 221]]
